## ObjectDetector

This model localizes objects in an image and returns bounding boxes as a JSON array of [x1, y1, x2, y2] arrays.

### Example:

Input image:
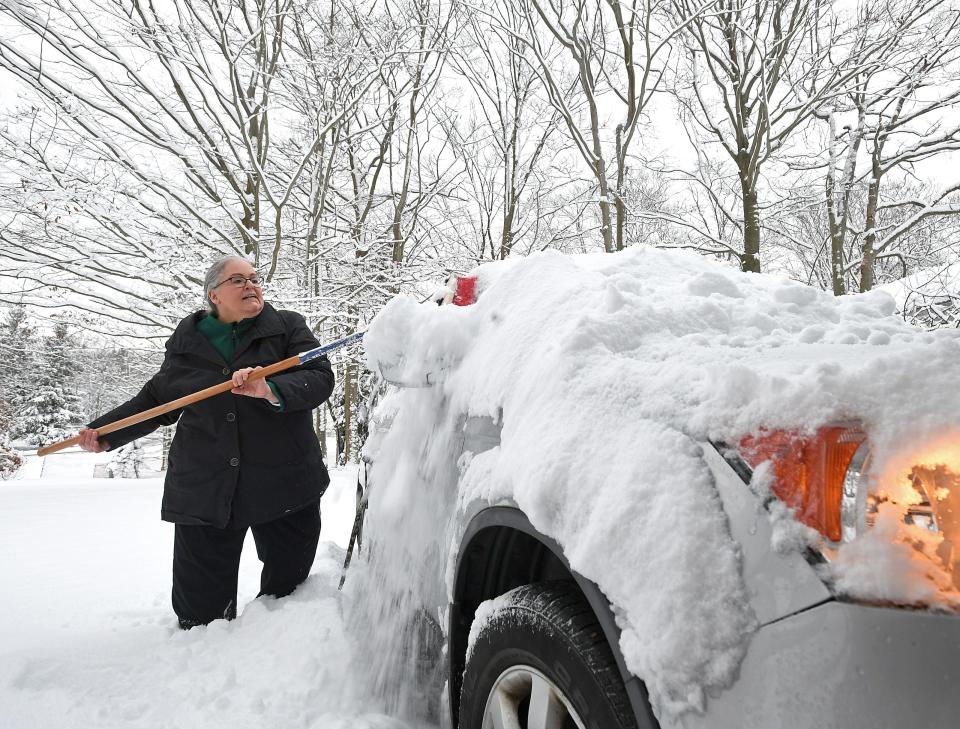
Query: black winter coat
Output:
[[89, 303, 334, 528]]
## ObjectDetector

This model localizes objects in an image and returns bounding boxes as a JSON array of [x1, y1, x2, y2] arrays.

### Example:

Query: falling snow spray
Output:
[[341, 383, 464, 724]]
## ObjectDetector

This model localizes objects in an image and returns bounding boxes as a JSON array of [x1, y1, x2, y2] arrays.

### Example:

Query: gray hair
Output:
[[203, 255, 251, 314]]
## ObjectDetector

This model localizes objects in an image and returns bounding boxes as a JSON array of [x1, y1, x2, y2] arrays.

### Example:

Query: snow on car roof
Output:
[[362, 246, 960, 721]]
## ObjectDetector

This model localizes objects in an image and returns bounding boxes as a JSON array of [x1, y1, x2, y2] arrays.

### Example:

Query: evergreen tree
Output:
[[0, 305, 35, 402], [0, 397, 22, 478], [13, 320, 84, 446]]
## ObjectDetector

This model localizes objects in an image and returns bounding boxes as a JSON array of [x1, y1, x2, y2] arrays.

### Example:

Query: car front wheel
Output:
[[459, 581, 639, 729]]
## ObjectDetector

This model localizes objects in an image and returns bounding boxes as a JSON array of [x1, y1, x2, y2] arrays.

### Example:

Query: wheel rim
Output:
[[481, 664, 587, 729]]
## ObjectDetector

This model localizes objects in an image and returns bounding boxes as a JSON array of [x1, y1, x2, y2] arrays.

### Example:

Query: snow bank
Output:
[[362, 246, 960, 721]]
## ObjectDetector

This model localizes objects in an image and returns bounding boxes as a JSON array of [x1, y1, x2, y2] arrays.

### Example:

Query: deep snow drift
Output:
[[362, 246, 960, 721]]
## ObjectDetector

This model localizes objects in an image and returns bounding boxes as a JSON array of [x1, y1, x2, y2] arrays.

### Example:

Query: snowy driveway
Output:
[[0, 454, 429, 729]]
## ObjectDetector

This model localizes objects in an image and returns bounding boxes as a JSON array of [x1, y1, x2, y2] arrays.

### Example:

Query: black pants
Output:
[[172, 505, 321, 628]]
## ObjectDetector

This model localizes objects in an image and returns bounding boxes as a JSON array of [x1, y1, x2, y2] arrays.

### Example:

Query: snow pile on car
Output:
[[362, 246, 960, 721]]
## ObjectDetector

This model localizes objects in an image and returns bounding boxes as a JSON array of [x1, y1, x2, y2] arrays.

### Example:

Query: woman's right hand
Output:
[[78, 427, 109, 453]]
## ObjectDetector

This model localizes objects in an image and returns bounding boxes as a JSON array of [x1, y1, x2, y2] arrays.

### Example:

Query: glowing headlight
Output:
[[910, 465, 960, 588], [741, 428, 960, 594]]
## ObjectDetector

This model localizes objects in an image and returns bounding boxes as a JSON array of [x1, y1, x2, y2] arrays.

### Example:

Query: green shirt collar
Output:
[[196, 312, 257, 361], [197, 312, 256, 335]]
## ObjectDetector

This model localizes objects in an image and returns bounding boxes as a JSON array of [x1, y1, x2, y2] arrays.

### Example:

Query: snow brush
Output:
[[37, 331, 365, 457]]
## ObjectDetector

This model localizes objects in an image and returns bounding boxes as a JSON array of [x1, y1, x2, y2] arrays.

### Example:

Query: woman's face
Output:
[[208, 259, 264, 323]]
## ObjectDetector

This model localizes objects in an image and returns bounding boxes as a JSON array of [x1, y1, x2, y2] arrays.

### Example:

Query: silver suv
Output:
[[353, 257, 960, 729]]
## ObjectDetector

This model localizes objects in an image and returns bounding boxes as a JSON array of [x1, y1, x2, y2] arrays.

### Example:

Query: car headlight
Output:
[[740, 427, 960, 595]]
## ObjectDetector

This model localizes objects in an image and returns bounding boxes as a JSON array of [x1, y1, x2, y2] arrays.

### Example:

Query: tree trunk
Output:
[[392, 216, 405, 263], [596, 160, 615, 253], [500, 205, 516, 259], [860, 166, 881, 292], [243, 105, 262, 259], [327, 400, 345, 465], [161, 425, 171, 472], [825, 174, 846, 295], [315, 406, 326, 459], [615, 192, 626, 252], [615, 124, 626, 251], [500, 148, 517, 259], [740, 176, 761, 273], [342, 361, 357, 464]]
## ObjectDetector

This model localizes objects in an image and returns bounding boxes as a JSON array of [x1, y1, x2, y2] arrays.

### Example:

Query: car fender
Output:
[[449, 504, 658, 728]]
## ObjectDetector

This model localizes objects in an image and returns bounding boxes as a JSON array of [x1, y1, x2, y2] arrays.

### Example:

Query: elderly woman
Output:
[[79, 255, 334, 629]]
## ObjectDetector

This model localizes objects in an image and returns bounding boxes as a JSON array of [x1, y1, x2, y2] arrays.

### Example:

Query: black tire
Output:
[[459, 581, 639, 729]]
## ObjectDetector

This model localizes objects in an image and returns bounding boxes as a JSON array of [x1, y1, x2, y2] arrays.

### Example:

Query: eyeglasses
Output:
[[214, 274, 263, 289]]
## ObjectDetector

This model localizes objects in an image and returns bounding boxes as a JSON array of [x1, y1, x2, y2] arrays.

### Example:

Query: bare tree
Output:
[[0, 104, 210, 337], [0, 0, 460, 465], [670, 0, 878, 273], [806, 0, 960, 293], [0, 0, 391, 333], [446, 1, 584, 260], [495, 0, 690, 253], [280, 0, 461, 463], [852, 2, 960, 291]]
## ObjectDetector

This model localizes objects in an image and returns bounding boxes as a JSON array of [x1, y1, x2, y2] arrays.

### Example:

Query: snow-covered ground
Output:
[[0, 449, 423, 729]]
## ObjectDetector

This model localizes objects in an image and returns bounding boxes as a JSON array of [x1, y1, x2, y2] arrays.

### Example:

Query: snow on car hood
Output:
[[361, 246, 960, 721]]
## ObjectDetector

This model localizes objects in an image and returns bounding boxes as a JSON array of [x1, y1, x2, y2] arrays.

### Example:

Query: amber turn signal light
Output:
[[740, 427, 866, 543]]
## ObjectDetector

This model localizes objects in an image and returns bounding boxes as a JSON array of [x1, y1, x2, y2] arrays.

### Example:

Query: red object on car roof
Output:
[[453, 276, 478, 306]]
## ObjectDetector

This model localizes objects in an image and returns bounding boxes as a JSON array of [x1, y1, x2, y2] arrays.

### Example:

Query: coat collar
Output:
[[232, 302, 284, 362], [167, 302, 285, 364]]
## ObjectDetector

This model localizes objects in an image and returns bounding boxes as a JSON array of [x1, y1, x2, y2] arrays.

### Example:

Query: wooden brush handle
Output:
[[37, 355, 301, 457]]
